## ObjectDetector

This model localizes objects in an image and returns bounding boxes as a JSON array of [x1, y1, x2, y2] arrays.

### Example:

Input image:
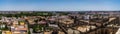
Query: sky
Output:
[[0, 0, 120, 11]]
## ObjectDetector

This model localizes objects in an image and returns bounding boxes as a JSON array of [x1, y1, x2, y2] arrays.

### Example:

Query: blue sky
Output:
[[0, 0, 120, 11]]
